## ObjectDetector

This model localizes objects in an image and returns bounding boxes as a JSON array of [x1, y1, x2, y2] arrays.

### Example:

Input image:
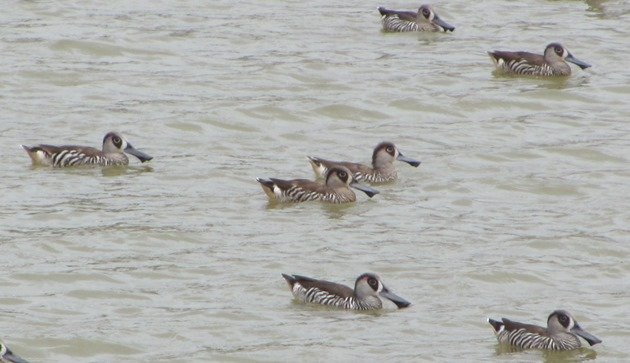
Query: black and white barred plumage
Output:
[[297, 285, 376, 310], [284, 185, 353, 203], [308, 161, 396, 183], [488, 43, 592, 77], [256, 166, 379, 204], [308, 142, 420, 185], [492, 59, 558, 77], [46, 148, 128, 167], [21, 131, 152, 167], [488, 310, 602, 351], [357, 171, 395, 183], [378, 5, 455, 33], [282, 273, 411, 311], [381, 16, 425, 32], [494, 326, 578, 350]]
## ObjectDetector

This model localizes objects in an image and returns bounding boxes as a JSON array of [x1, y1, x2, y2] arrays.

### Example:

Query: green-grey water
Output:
[[1, 0, 629, 362]]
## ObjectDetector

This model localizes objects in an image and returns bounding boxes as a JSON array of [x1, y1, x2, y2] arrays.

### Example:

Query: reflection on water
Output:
[[541, 348, 599, 362], [494, 344, 598, 361], [261, 198, 364, 221], [489, 70, 588, 90], [101, 165, 154, 177], [320, 203, 360, 220]]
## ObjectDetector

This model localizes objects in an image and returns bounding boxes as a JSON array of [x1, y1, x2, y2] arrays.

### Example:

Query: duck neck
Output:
[[354, 295, 383, 310]]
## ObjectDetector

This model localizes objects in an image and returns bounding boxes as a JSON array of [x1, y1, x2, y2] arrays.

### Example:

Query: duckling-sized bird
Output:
[[488, 43, 591, 76], [487, 310, 602, 350], [282, 273, 411, 310], [308, 142, 420, 184], [256, 166, 379, 203], [0, 340, 30, 363], [21, 131, 152, 167], [378, 4, 455, 32]]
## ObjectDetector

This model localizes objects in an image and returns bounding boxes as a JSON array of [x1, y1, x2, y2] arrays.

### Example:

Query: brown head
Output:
[[418, 4, 455, 32], [372, 142, 421, 169], [102, 132, 153, 162], [547, 310, 601, 346], [543, 43, 591, 70], [325, 166, 379, 198], [354, 273, 411, 308]]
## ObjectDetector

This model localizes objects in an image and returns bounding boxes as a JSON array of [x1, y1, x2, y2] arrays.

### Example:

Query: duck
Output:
[[488, 43, 591, 76], [256, 166, 379, 203], [282, 273, 411, 310], [488, 310, 602, 350], [308, 142, 420, 184], [378, 4, 455, 32], [21, 131, 152, 167]]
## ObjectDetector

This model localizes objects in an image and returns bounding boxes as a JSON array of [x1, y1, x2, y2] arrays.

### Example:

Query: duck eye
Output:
[[338, 171, 347, 178], [113, 137, 121, 144], [555, 46, 563, 54], [422, 9, 430, 17], [386, 146, 394, 153], [368, 277, 378, 287]]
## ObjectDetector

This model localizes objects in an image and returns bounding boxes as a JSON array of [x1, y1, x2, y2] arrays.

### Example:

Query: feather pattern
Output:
[[308, 158, 397, 183], [381, 16, 424, 32], [494, 325, 571, 350], [488, 43, 591, 77], [21, 132, 152, 167], [488, 310, 601, 351], [378, 5, 455, 33], [23, 145, 129, 167], [282, 273, 411, 310], [308, 142, 420, 184], [257, 178, 355, 203], [257, 166, 378, 203], [489, 53, 558, 76], [295, 283, 372, 310]]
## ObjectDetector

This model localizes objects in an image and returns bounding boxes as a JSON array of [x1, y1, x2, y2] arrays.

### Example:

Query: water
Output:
[[1, 0, 629, 361]]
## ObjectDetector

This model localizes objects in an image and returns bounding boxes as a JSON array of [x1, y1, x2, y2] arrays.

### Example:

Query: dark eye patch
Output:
[[558, 314, 569, 326]]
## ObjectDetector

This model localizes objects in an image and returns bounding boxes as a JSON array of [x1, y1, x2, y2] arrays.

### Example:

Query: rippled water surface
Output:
[[1, 0, 629, 362]]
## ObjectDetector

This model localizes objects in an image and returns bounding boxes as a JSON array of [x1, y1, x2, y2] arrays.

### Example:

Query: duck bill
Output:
[[2, 351, 30, 363], [350, 182, 380, 198], [566, 54, 591, 70], [434, 16, 455, 32], [124, 144, 153, 163], [379, 287, 411, 308], [397, 154, 421, 167], [571, 325, 602, 346]]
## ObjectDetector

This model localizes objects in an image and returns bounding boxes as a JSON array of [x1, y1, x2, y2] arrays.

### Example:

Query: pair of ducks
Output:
[[1, 277, 603, 363], [256, 142, 421, 203], [379, 4, 591, 76], [378, 9, 597, 352], [282, 273, 602, 351]]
